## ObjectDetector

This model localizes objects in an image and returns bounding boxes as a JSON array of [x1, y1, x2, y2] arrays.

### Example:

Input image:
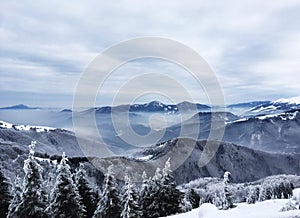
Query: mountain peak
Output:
[[273, 96, 300, 105], [147, 100, 164, 107]]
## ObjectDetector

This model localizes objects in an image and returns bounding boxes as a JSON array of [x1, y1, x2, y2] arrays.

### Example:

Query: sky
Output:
[[0, 0, 300, 107]]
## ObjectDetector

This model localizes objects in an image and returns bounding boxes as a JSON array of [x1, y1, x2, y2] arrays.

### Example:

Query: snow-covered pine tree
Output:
[[223, 171, 234, 209], [93, 165, 121, 218], [179, 192, 192, 213], [246, 185, 259, 204], [212, 192, 226, 209], [258, 183, 273, 201], [7, 176, 22, 217], [75, 163, 99, 218], [258, 185, 266, 201], [121, 174, 141, 218], [0, 167, 11, 217], [47, 152, 86, 218], [187, 188, 200, 209], [10, 141, 48, 218], [45, 170, 55, 196], [140, 171, 153, 218], [159, 158, 183, 216], [145, 167, 163, 218]]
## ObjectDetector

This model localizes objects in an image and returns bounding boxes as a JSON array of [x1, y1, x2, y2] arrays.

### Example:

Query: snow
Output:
[[165, 199, 300, 218], [158, 142, 167, 148], [274, 96, 300, 105], [162, 208, 201, 217], [35, 157, 58, 165], [137, 155, 153, 161], [251, 105, 278, 113], [0, 120, 13, 128], [227, 118, 247, 124], [228, 110, 298, 124], [0, 120, 56, 132], [293, 188, 300, 200], [256, 111, 298, 121]]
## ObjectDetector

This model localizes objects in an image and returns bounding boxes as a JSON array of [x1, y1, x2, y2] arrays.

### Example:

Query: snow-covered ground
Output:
[[0, 120, 55, 132], [165, 198, 300, 218]]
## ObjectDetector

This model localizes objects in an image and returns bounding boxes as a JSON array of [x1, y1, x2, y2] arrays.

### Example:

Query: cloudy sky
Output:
[[0, 0, 300, 107]]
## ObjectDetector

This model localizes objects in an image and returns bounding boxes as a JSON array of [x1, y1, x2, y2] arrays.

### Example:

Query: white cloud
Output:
[[0, 0, 300, 106]]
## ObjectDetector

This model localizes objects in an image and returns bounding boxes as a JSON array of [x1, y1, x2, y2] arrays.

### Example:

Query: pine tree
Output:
[[11, 141, 48, 218], [246, 186, 259, 204], [121, 174, 141, 218], [212, 192, 227, 209], [7, 176, 22, 217], [159, 158, 183, 216], [0, 167, 11, 217], [147, 167, 163, 218], [187, 188, 200, 209], [147, 159, 182, 217], [179, 192, 192, 213], [47, 152, 86, 218], [75, 163, 99, 218], [259, 183, 273, 201], [93, 165, 121, 218], [223, 171, 234, 209], [140, 171, 153, 218]]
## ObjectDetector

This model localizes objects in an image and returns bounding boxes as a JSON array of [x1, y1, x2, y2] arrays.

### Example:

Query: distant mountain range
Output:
[[83, 100, 211, 114], [159, 109, 300, 153], [0, 104, 40, 110], [1, 97, 300, 153], [2, 96, 300, 115]]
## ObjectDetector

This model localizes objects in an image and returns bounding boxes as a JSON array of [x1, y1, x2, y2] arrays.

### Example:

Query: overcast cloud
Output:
[[0, 0, 300, 107]]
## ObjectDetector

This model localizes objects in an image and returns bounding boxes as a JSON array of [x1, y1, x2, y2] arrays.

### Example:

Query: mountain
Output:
[[158, 109, 300, 153], [0, 104, 39, 110], [1, 117, 300, 185], [134, 138, 300, 183], [227, 101, 270, 115], [1, 99, 300, 154], [0, 118, 139, 157], [84, 101, 211, 114], [222, 109, 300, 153], [227, 101, 270, 109], [158, 111, 238, 142], [248, 96, 300, 115], [0, 120, 84, 156], [93, 138, 300, 184]]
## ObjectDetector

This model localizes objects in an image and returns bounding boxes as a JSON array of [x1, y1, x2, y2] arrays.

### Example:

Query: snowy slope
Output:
[[274, 96, 300, 105], [163, 208, 200, 217], [0, 120, 55, 132], [166, 199, 300, 218], [248, 96, 300, 115]]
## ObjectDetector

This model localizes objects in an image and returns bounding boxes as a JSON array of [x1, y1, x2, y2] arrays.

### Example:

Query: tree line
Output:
[[0, 141, 200, 218]]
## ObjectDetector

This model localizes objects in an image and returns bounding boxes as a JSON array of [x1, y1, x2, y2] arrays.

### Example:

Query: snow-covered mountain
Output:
[[248, 96, 300, 115], [158, 109, 300, 153], [222, 109, 300, 153], [84, 101, 211, 114], [227, 101, 270, 111], [0, 120, 88, 157], [0, 120, 55, 132]]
